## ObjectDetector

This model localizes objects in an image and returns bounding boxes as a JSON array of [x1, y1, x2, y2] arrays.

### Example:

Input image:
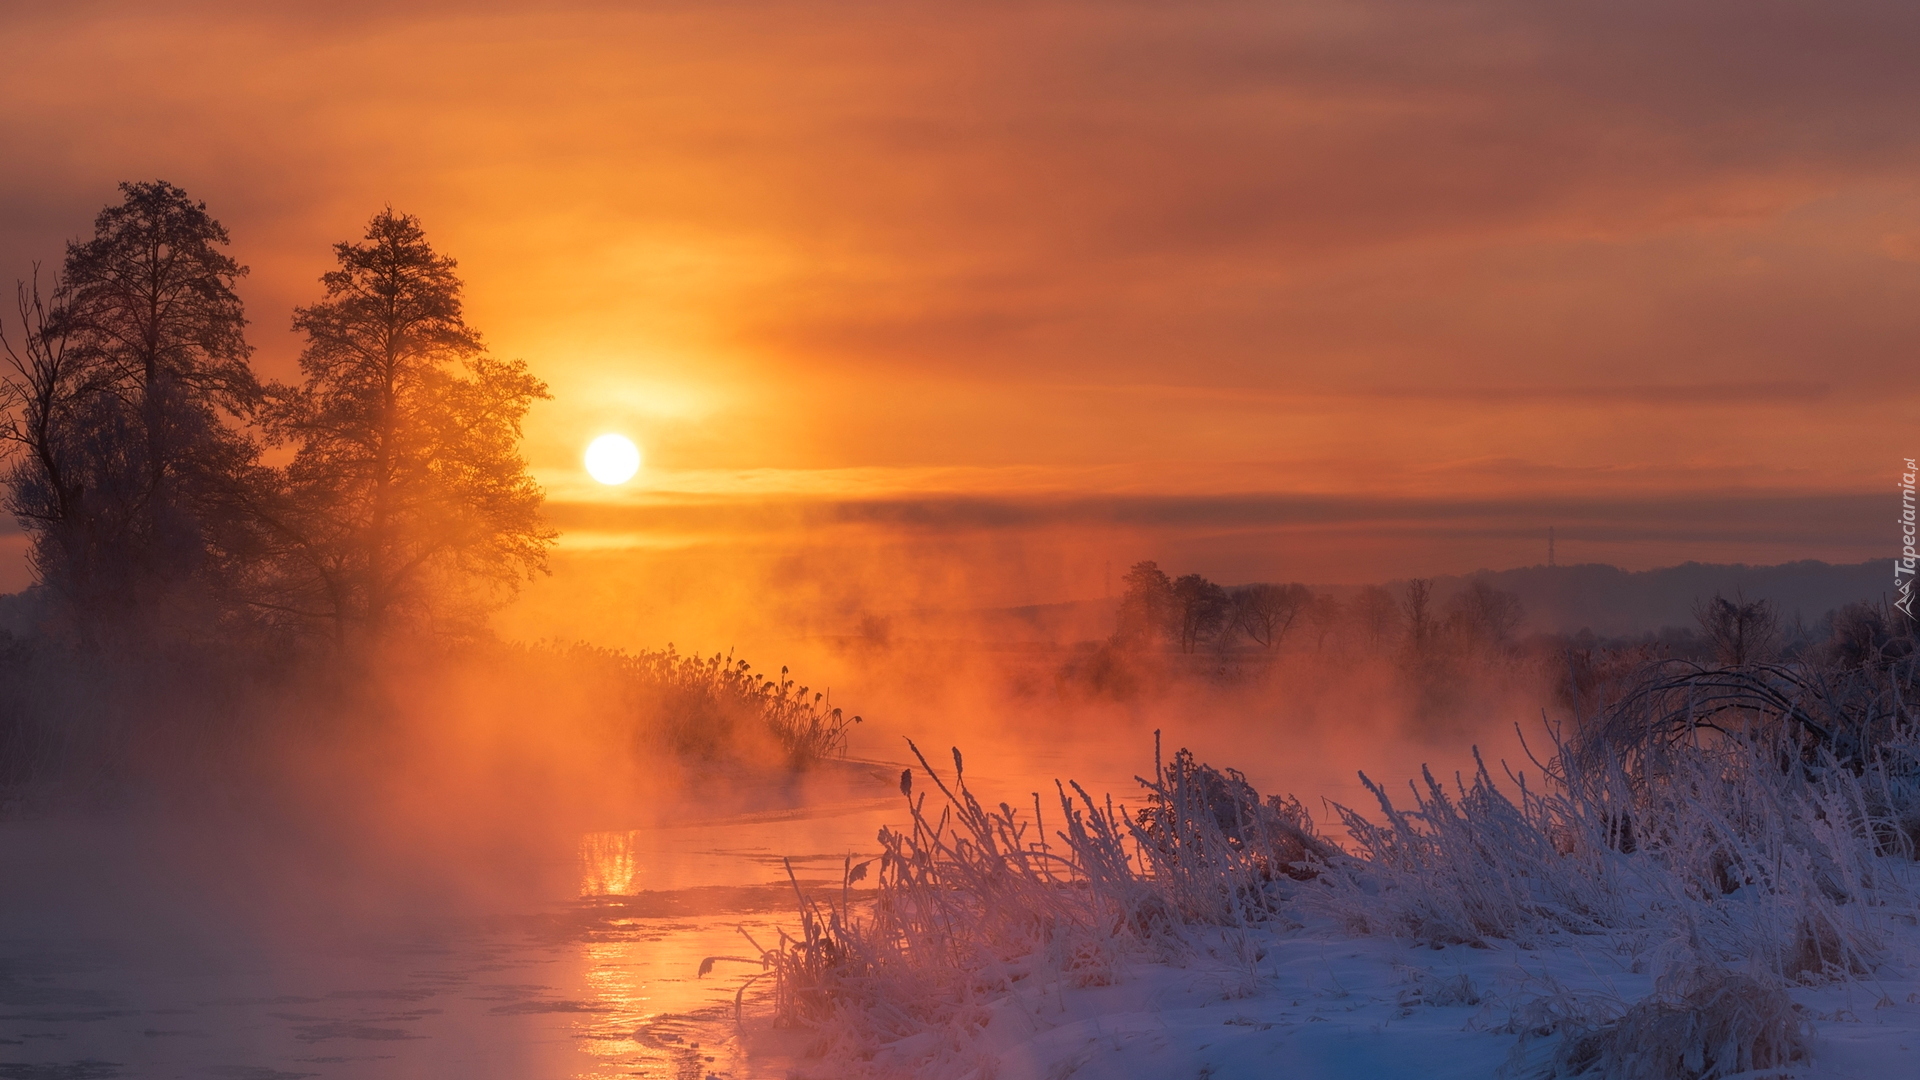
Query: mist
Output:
[[4, 505, 1914, 1078], [4, 5, 1917, 1073], [0, 511, 1579, 1078]]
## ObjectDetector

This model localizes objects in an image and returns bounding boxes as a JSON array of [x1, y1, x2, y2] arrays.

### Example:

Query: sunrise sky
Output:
[[2, 0, 1914, 625]]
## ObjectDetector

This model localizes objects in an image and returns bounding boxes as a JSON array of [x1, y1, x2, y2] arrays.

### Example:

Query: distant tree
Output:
[[2, 181, 264, 628], [1114, 560, 1175, 646], [1446, 578, 1524, 646], [1399, 578, 1435, 652], [1692, 591, 1780, 667], [0, 270, 88, 591], [261, 209, 554, 641], [1352, 584, 1399, 648], [1230, 582, 1309, 650], [1818, 600, 1913, 668], [1172, 573, 1229, 653], [1305, 591, 1342, 649]]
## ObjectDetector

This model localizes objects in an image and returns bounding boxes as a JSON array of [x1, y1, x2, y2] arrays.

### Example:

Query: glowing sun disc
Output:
[[584, 434, 641, 485]]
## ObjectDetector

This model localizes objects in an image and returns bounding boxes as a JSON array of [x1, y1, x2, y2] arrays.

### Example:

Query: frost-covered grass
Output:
[[754, 657, 1920, 1079], [609, 644, 862, 767]]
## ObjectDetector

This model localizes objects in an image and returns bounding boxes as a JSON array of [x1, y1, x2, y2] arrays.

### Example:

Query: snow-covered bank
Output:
[[756, 659, 1920, 1079], [917, 912, 1920, 1080], [776, 895, 1920, 1079]]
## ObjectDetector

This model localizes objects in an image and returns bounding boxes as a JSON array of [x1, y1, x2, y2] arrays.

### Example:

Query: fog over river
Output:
[[2, 705, 1532, 1080]]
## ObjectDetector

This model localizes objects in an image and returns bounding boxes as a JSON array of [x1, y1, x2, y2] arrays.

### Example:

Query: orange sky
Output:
[[1, 0, 1914, 619]]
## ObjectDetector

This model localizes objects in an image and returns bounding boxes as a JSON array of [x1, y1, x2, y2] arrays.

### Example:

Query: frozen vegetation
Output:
[[754, 642, 1920, 1079]]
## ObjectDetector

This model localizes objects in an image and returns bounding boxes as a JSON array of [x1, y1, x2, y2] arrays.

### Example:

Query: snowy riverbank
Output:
[[755, 660, 1920, 1080], [839, 910, 1920, 1080]]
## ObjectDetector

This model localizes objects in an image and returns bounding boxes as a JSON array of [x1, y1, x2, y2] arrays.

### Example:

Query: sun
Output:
[[584, 433, 642, 485]]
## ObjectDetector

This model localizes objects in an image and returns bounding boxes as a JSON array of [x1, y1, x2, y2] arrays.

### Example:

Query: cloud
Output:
[[0, 0, 1909, 584], [545, 489, 1884, 550]]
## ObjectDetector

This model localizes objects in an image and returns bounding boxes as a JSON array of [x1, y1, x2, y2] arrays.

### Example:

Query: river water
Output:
[[0, 768, 909, 1080], [0, 686, 1516, 1080], [0, 728, 1160, 1080]]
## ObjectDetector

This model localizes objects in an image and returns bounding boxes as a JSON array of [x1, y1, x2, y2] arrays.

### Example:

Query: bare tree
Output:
[[1818, 601, 1908, 669], [1400, 578, 1435, 652], [1352, 584, 1399, 649], [1693, 591, 1780, 667], [1305, 591, 1342, 650], [1230, 582, 1309, 650], [1446, 577, 1524, 646], [0, 269, 89, 592]]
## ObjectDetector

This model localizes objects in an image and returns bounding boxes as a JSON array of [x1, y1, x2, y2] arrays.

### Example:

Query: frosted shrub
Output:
[[1566, 658, 1918, 781], [1297, 656, 1913, 975], [1860, 720, 1920, 855], [756, 743, 1160, 1072], [606, 644, 860, 766], [1129, 742, 1340, 925], [1307, 749, 1627, 946], [1551, 967, 1809, 1080], [764, 655, 1918, 1074], [1562, 660, 1915, 980]]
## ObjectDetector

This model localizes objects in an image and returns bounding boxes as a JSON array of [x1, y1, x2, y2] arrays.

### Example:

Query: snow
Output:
[[758, 720, 1920, 1080], [815, 913, 1920, 1080]]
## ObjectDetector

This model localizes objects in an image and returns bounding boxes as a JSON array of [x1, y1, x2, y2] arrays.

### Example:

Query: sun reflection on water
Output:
[[564, 781, 899, 1078], [569, 832, 767, 1078], [580, 831, 641, 897]]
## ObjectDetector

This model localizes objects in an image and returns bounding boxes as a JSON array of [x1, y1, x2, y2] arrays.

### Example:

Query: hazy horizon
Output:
[[4, 0, 1913, 613], [2, 7, 1916, 1079]]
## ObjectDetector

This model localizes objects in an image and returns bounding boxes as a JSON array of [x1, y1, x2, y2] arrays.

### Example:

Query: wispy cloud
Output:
[[0, 0, 1909, 582]]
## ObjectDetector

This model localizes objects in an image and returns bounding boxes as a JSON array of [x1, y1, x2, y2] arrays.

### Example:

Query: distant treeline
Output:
[[1108, 558, 1912, 667], [1390, 559, 1895, 638], [1110, 560, 1525, 658], [0, 180, 549, 649]]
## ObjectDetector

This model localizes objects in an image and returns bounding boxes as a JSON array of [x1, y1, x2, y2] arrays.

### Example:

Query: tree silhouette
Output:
[[2, 182, 264, 629], [1, 271, 86, 592], [1352, 584, 1399, 648], [1172, 573, 1228, 653], [1230, 582, 1308, 650], [1692, 591, 1780, 667], [1115, 560, 1175, 646], [1399, 578, 1435, 653], [262, 209, 554, 640], [1446, 577, 1524, 647], [1305, 591, 1342, 650]]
